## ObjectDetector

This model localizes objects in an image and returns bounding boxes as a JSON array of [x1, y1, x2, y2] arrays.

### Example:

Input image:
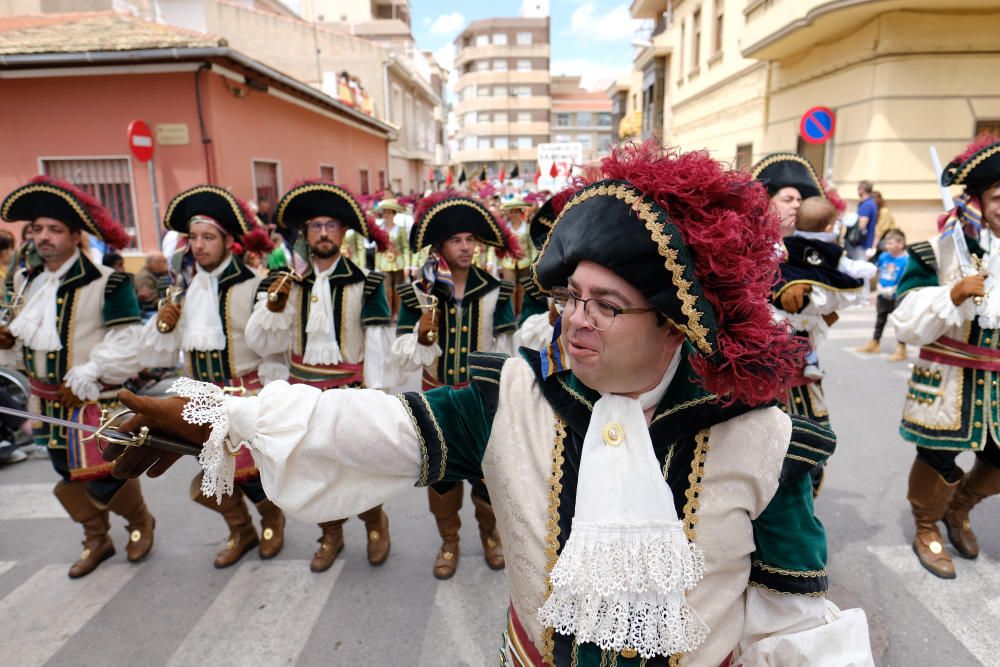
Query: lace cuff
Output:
[[168, 378, 245, 503], [390, 332, 441, 371], [64, 362, 101, 401], [930, 284, 975, 328]]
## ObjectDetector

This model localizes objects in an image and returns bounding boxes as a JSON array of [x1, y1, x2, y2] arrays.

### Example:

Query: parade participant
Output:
[[499, 198, 536, 316], [138, 185, 285, 569], [514, 191, 571, 352], [373, 198, 410, 318], [394, 192, 519, 579], [890, 134, 1000, 579], [245, 180, 398, 572], [0, 176, 153, 578], [108, 142, 874, 665]]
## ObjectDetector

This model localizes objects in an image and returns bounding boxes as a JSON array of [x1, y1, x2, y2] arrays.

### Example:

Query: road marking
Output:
[[0, 483, 63, 520], [869, 545, 1000, 665], [167, 560, 341, 667], [0, 562, 15, 579], [0, 563, 139, 667]]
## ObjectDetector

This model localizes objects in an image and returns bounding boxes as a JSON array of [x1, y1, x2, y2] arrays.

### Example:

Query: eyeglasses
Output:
[[551, 287, 658, 331], [306, 221, 344, 233]]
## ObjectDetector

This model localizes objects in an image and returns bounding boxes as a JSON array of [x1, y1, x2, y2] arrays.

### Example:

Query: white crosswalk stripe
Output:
[[869, 545, 1000, 665], [0, 561, 15, 579], [166, 559, 342, 667], [0, 563, 141, 667], [0, 482, 64, 520]]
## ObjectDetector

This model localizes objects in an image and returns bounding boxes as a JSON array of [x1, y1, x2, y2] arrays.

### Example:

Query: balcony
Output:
[[741, 0, 1000, 59], [460, 121, 551, 136], [630, 0, 667, 20], [454, 44, 549, 67], [453, 147, 539, 163], [455, 69, 551, 90], [454, 95, 552, 114]]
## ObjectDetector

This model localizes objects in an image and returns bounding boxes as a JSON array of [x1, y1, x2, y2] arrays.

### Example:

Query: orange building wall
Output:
[[0, 68, 388, 254]]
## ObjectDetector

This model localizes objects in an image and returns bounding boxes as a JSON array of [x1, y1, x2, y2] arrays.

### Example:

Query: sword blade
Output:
[[0, 404, 201, 457]]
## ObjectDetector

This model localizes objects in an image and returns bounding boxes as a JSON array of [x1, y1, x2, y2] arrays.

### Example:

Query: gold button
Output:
[[57, 298, 63, 304], [50, 439, 58, 446], [47, 373, 54, 379], [621, 648, 638, 659], [52, 401, 60, 408], [211, 351, 219, 358], [369, 530, 380, 543], [449, 307, 456, 315], [975, 421, 983, 428], [487, 537, 498, 548], [979, 379, 985, 386], [226, 538, 236, 549], [987, 338, 993, 345], [929, 540, 943, 554], [198, 352, 206, 359], [447, 369, 454, 375], [81, 548, 91, 559], [442, 551, 454, 560], [976, 399, 983, 406], [263, 527, 274, 540], [794, 397, 802, 404], [461, 325, 468, 332], [459, 366, 466, 373], [449, 327, 456, 333], [449, 347, 456, 354], [461, 347, 467, 353], [130, 530, 141, 543], [311, 295, 319, 303], [47, 353, 55, 359]]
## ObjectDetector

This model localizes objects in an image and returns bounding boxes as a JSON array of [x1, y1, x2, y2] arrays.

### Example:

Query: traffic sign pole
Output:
[[127, 120, 157, 249], [148, 159, 161, 242]]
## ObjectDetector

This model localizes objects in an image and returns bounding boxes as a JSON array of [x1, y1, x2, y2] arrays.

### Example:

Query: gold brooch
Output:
[[602, 422, 624, 447]]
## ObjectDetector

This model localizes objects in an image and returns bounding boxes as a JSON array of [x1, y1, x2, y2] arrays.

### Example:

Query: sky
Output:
[[409, 0, 642, 92]]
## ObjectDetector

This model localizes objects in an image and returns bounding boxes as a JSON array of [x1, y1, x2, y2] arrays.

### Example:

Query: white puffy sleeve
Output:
[[737, 590, 874, 666], [137, 314, 182, 368], [65, 324, 143, 400], [363, 325, 404, 390], [512, 313, 553, 351], [890, 283, 975, 346], [244, 291, 295, 358], [390, 332, 441, 372]]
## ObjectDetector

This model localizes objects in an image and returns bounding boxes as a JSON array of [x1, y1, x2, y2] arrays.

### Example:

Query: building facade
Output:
[[452, 16, 551, 180], [550, 75, 614, 162], [624, 0, 1000, 239]]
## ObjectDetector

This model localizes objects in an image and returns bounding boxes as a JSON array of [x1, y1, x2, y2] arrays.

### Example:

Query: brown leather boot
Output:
[[907, 458, 961, 578], [358, 506, 391, 566], [886, 343, 908, 362], [429, 485, 463, 579], [190, 473, 259, 568], [311, 520, 346, 572], [471, 493, 505, 570], [255, 500, 285, 560], [54, 480, 115, 578], [945, 459, 1000, 559], [97, 478, 155, 562], [856, 339, 880, 354]]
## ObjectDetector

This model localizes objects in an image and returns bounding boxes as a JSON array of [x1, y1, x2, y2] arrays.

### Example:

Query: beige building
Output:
[[551, 75, 614, 162], [624, 0, 1000, 239], [452, 16, 551, 180]]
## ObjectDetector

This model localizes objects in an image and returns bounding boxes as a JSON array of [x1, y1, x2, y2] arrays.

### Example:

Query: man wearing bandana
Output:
[[392, 193, 519, 579], [137, 185, 285, 569], [244, 181, 398, 572], [891, 134, 1000, 579], [0, 177, 154, 578], [108, 143, 874, 665]]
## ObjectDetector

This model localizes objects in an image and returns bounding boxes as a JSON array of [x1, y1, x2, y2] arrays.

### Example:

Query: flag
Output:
[[427, 167, 435, 181], [534, 169, 540, 185], [458, 168, 467, 184], [445, 169, 453, 186], [479, 166, 487, 181], [511, 164, 520, 179], [499, 165, 506, 181], [549, 161, 559, 178]]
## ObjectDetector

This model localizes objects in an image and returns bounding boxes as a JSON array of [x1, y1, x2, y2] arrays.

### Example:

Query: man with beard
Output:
[[891, 135, 1000, 579], [392, 193, 519, 579], [138, 185, 285, 569], [244, 181, 399, 572], [0, 176, 153, 578]]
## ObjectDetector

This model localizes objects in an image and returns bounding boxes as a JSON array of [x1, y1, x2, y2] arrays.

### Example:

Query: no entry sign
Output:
[[799, 106, 835, 145], [127, 120, 154, 162]]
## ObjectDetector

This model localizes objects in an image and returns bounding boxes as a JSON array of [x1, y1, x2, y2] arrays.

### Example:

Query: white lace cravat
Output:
[[10, 250, 79, 352], [537, 349, 708, 658], [303, 260, 343, 365], [180, 256, 230, 351]]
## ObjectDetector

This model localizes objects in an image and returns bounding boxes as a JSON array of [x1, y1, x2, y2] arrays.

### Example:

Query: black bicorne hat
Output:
[[750, 153, 824, 200], [529, 197, 556, 248], [277, 181, 369, 235]]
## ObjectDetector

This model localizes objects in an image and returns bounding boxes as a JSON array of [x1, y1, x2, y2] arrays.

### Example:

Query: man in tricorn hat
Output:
[[393, 192, 519, 579], [109, 142, 874, 665], [0, 176, 154, 578], [137, 184, 284, 569], [891, 134, 1000, 579], [245, 180, 398, 572]]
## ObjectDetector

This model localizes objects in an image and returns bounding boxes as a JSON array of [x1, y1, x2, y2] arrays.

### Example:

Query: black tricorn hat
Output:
[[941, 136, 1000, 196], [529, 198, 555, 248], [533, 179, 719, 357], [164, 185, 256, 239], [750, 153, 824, 200], [409, 192, 519, 256], [276, 180, 373, 237]]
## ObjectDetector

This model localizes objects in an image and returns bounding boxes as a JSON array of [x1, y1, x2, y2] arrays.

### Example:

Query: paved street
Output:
[[1, 304, 998, 666]]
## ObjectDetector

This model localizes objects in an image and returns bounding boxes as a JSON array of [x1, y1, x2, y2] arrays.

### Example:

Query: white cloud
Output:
[[432, 43, 456, 70], [550, 57, 628, 91], [567, 2, 640, 43], [429, 11, 465, 36]]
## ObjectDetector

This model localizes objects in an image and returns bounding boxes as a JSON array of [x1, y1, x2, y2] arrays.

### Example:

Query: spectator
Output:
[[134, 252, 169, 318], [848, 180, 879, 259], [0, 230, 15, 282], [858, 229, 909, 360], [873, 191, 898, 248], [101, 251, 125, 273]]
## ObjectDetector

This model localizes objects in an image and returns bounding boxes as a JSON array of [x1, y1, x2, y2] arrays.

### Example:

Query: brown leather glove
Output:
[[0, 327, 15, 350], [416, 308, 437, 346], [57, 384, 84, 410], [156, 302, 182, 333], [266, 276, 293, 313], [822, 312, 840, 327], [779, 283, 812, 314], [103, 389, 211, 479], [951, 274, 986, 306]]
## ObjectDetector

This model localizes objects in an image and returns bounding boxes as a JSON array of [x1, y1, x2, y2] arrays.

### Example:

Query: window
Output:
[[577, 134, 593, 149], [493, 59, 508, 71], [320, 165, 336, 181], [713, 0, 724, 54], [464, 136, 476, 151], [516, 59, 532, 71], [41, 157, 140, 250], [516, 32, 532, 45], [796, 137, 826, 178], [555, 113, 571, 127], [514, 86, 531, 97], [359, 169, 370, 195], [494, 136, 509, 149], [598, 112, 612, 126], [478, 137, 492, 149], [478, 112, 491, 123], [597, 134, 614, 153], [494, 112, 509, 122], [493, 32, 508, 45], [735, 143, 753, 171], [692, 8, 701, 70], [494, 86, 507, 97], [517, 111, 532, 122], [466, 111, 478, 125], [476, 34, 489, 47], [377, 170, 386, 192], [679, 21, 685, 75], [577, 112, 594, 126], [476, 60, 490, 71], [252, 160, 280, 217], [554, 134, 572, 143], [478, 86, 491, 97], [516, 136, 532, 149]]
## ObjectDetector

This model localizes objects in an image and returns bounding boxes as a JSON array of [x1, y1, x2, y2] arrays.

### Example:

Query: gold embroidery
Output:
[[417, 393, 448, 482], [748, 581, 826, 597], [956, 144, 1000, 184], [571, 639, 580, 667], [651, 392, 718, 425], [785, 453, 819, 466], [1, 184, 101, 238], [275, 183, 370, 237], [557, 376, 594, 410], [668, 655, 682, 667], [749, 154, 824, 200], [683, 429, 710, 542], [163, 185, 250, 236], [414, 198, 503, 251], [542, 417, 568, 664], [752, 560, 827, 578], [395, 394, 430, 486], [788, 441, 830, 457]]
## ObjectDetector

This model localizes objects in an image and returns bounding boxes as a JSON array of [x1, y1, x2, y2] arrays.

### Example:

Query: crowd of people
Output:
[[7, 134, 1000, 664]]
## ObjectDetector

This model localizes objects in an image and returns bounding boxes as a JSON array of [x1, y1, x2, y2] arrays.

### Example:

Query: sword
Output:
[[0, 405, 201, 457], [932, 145, 985, 307]]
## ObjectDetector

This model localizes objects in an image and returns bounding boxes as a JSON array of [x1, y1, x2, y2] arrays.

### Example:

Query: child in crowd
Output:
[[858, 228, 909, 360], [775, 197, 876, 379]]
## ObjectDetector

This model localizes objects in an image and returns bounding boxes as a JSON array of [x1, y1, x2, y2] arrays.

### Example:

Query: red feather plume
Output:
[[29, 175, 130, 250], [579, 140, 806, 406], [495, 217, 523, 260], [414, 190, 460, 227], [822, 179, 847, 214], [365, 212, 390, 252], [952, 132, 1000, 165], [241, 228, 274, 255]]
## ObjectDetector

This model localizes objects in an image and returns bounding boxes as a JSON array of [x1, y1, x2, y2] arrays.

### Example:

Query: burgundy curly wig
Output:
[[577, 140, 805, 406], [29, 175, 130, 250]]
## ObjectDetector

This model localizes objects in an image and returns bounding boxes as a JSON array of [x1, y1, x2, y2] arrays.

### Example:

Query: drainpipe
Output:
[[383, 55, 393, 189], [194, 63, 215, 183]]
